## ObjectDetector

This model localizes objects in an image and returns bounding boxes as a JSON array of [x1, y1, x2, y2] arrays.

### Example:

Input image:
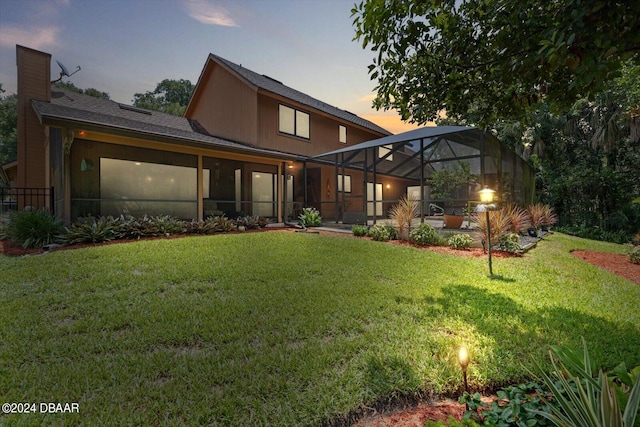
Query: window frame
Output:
[[278, 104, 310, 140], [337, 174, 351, 193], [339, 125, 347, 144]]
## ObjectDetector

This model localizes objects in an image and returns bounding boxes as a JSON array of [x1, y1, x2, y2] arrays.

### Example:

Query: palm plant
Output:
[[389, 194, 419, 239]]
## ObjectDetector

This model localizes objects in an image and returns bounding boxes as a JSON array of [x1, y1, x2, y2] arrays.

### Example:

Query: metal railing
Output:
[[0, 187, 54, 217]]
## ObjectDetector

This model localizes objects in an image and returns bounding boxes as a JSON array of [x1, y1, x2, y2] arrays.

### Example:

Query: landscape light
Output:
[[478, 186, 496, 276], [458, 345, 470, 408]]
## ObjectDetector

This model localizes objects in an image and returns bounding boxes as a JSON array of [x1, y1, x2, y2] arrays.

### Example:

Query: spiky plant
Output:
[[474, 209, 511, 245], [541, 204, 559, 229], [528, 203, 547, 229], [389, 194, 419, 239], [503, 203, 531, 234]]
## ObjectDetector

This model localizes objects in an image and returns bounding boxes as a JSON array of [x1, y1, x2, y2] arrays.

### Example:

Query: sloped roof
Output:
[[314, 126, 479, 158], [32, 89, 297, 160], [208, 54, 391, 136]]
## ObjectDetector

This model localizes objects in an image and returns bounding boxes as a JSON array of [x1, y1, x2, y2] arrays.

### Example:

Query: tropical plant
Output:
[[528, 203, 548, 230], [448, 233, 474, 249], [429, 161, 477, 202], [351, 224, 368, 237], [299, 207, 321, 227], [503, 203, 531, 234], [2, 209, 64, 248], [409, 222, 443, 245], [531, 339, 640, 427], [185, 219, 216, 235], [235, 215, 262, 230], [389, 194, 419, 239], [204, 215, 236, 232], [368, 223, 397, 241], [64, 216, 117, 244], [541, 205, 559, 229], [474, 209, 511, 245]]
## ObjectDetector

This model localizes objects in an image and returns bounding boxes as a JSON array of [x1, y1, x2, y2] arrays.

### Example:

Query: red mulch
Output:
[[572, 250, 640, 284]]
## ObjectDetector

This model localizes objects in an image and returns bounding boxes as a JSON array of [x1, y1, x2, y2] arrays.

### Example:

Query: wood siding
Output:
[[16, 46, 51, 189], [257, 93, 384, 157], [188, 61, 258, 145]]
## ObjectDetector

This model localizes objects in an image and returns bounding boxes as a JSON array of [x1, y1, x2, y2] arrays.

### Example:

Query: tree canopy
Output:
[[0, 83, 18, 165], [53, 81, 110, 100], [132, 79, 194, 116], [352, 0, 640, 126]]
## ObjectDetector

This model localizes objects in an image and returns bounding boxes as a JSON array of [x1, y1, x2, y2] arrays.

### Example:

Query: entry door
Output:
[[367, 182, 383, 216]]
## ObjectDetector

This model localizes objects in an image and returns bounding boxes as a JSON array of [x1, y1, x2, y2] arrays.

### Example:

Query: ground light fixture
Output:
[[478, 186, 497, 276], [458, 345, 470, 409]]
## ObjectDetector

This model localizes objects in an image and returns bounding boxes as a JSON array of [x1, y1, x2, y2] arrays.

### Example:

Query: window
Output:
[[379, 145, 393, 161], [339, 125, 347, 143], [337, 174, 351, 192], [279, 104, 309, 139]]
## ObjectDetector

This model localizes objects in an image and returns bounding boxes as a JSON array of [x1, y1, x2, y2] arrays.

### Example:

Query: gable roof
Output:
[[32, 89, 297, 160], [195, 53, 391, 136]]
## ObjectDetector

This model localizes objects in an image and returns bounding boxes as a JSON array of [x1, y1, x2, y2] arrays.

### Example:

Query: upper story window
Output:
[[339, 125, 347, 144], [379, 144, 393, 161], [279, 104, 309, 139]]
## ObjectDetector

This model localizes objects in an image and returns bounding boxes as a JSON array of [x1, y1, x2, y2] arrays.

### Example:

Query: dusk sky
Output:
[[0, 0, 423, 134]]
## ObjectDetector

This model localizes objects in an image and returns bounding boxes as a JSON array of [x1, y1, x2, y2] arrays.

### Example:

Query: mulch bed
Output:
[[572, 250, 640, 284]]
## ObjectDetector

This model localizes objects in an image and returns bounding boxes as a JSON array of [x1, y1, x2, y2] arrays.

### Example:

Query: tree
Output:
[[132, 79, 194, 116], [0, 83, 18, 165], [352, 0, 640, 126], [53, 81, 110, 100]]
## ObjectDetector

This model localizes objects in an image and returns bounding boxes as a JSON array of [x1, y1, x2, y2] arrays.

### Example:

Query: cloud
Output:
[[183, 0, 238, 27], [0, 26, 60, 50], [360, 112, 427, 135], [357, 93, 377, 103]]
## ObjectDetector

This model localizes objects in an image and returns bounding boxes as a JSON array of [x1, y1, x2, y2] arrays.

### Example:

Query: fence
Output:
[[0, 187, 54, 217]]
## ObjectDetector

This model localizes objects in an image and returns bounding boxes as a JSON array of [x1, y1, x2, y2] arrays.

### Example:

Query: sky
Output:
[[0, 0, 423, 134]]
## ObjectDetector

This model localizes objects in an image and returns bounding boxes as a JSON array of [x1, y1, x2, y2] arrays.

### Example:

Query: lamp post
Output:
[[478, 186, 496, 276], [458, 345, 470, 409]]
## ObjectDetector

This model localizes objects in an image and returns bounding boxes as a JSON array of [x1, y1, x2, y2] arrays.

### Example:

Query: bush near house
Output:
[[409, 222, 443, 246], [1, 209, 64, 248]]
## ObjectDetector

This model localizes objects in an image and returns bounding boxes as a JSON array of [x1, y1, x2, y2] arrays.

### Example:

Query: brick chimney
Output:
[[16, 45, 51, 188]]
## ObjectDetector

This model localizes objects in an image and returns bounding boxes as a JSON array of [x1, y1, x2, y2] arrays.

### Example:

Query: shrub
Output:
[[474, 209, 511, 243], [448, 233, 474, 249], [235, 215, 261, 230], [497, 233, 523, 253], [629, 245, 640, 265], [299, 207, 321, 227], [64, 216, 117, 244], [185, 219, 216, 235], [503, 203, 531, 234], [351, 224, 368, 237], [532, 339, 640, 427], [460, 383, 554, 426], [389, 194, 419, 238], [368, 223, 397, 241], [210, 215, 236, 232], [2, 210, 64, 248], [409, 222, 442, 245]]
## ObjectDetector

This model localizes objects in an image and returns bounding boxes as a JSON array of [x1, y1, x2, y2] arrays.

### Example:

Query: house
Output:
[[15, 45, 399, 223], [14, 45, 534, 225]]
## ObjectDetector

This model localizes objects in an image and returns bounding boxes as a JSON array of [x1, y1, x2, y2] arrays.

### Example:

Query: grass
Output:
[[1, 232, 639, 426]]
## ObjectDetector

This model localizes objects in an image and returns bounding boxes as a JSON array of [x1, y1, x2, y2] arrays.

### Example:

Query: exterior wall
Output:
[[16, 46, 51, 189], [257, 93, 384, 157], [188, 61, 258, 145]]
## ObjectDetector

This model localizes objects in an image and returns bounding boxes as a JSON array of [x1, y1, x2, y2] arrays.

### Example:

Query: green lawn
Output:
[[1, 232, 638, 426]]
